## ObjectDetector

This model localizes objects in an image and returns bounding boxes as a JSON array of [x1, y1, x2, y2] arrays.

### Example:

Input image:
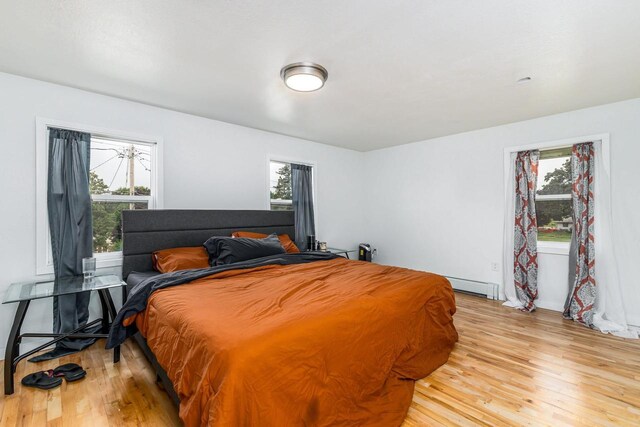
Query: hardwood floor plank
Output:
[[1, 292, 639, 426], [403, 294, 640, 426]]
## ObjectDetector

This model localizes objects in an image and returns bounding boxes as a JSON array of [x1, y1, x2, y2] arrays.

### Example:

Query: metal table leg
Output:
[[99, 289, 118, 322], [98, 289, 120, 363], [97, 290, 110, 333], [4, 300, 30, 395]]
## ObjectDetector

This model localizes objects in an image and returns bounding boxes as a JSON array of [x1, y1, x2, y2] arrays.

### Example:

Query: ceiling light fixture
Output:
[[280, 62, 328, 92]]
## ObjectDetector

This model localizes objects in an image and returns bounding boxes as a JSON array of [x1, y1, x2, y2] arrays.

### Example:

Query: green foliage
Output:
[[271, 164, 292, 200], [90, 171, 109, 194], [537, 229, 572, 242], [536, 159, 572, 227], [537, 201, 572, 229], [537, 159, 571, 195], [92, 202, 127, 253], [89, 173, 150, 253], [112, 186, 151, 196]]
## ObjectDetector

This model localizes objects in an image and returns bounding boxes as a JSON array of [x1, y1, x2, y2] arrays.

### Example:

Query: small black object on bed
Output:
[[203, 234, 286, 265]]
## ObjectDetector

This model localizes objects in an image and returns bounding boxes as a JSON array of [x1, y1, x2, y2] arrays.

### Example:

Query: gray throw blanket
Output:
[[106, 252, 339, 348]]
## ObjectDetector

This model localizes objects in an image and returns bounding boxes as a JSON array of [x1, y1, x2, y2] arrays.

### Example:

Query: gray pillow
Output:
[[203, 234, 286, 266]]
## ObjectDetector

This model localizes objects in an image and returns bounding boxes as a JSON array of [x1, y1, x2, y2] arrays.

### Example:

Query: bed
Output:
[[110, 209, 458, 426]]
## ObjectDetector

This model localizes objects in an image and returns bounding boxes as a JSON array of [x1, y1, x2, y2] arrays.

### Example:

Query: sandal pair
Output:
[[21, 363, 86, 390]]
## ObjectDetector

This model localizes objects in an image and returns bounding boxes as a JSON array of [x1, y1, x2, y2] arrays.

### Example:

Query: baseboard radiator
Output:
[[445, 276, 499, 300]]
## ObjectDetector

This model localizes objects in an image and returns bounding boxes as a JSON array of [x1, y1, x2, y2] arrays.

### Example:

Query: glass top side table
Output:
[[2, 274, 126, 395], [3, 275, 125, 303]]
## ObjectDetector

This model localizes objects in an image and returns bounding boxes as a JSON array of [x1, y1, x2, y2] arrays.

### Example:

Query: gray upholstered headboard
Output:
[[121, 209, 295, 278]]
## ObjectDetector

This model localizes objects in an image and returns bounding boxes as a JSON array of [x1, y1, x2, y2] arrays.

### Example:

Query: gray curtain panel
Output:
[[291, 163, 315, 251], [33, 128, 97, 361]]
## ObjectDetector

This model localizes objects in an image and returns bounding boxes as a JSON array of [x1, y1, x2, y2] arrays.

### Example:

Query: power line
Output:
[[91, 144, 151, 189], [92, 147, 123, 154], [136, 158, 151, 172], [108, 156, 125, 189], [90, 154, 119, 171]]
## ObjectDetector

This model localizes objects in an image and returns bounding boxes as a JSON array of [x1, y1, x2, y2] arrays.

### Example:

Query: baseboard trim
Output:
[[446, 276, 499, 299]]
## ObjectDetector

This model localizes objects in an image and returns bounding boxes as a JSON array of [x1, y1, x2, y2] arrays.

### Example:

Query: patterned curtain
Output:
[[513, 150, 539, 312], [564, 142, 596, 325]]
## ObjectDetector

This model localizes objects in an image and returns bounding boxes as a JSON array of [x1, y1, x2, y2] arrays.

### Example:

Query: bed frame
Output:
[[121, 209, 296, 406]]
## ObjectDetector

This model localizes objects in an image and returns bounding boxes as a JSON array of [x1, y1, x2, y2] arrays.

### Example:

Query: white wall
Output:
[[2, 70, 639, 361], [364, 98, 640, 325], [0, 72, 367, 356]]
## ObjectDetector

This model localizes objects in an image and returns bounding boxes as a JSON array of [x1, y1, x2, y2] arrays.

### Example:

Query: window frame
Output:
[[266, 155, 318, 235], [268, 159, 294, 211], [535, 149, 573, 248], [503, 133, 610, 256], [36, 117, 163, 276]]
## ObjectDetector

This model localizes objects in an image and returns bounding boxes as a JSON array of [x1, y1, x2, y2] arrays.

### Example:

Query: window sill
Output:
[[537, 241, 570, 256]]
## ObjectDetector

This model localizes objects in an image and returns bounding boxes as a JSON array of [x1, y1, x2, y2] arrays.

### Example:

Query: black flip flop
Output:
[[21, 370, 62, 390], [53, 363, 87, 382]]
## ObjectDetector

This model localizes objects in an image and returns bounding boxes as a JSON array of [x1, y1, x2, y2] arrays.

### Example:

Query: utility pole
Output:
[[128, 144, 135, 210]]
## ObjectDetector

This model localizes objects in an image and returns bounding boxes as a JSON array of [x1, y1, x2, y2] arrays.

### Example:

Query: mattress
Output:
[[134, 257, 458, 426], [126, 270, 161, 288]]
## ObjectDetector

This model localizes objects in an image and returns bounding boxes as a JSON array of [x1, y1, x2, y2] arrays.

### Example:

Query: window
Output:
[[536, 147, 572, 243], [90, 137, 154, 254], [269, 160, 293, 211], [36, 118, 162, 275]]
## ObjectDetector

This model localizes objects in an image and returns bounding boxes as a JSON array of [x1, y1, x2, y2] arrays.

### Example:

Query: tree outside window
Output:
[[270, 161, 293, 211]]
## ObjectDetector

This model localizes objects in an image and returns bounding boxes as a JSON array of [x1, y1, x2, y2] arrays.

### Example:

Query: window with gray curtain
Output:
[[32, 128, 158, 361], [30, 128, 97, 361]]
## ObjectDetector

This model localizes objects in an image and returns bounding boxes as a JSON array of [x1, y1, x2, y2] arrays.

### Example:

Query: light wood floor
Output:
[[2, 293, 639, 426]]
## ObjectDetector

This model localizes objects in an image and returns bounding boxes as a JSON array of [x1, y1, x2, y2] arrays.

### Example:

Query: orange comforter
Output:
[[134, 257, 457, 426]]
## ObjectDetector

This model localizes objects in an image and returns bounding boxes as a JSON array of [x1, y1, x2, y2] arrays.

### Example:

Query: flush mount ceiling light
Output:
[[280, 62, 328, 92]]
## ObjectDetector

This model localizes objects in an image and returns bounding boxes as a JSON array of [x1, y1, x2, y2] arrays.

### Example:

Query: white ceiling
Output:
[[1, 1, 640, 151]]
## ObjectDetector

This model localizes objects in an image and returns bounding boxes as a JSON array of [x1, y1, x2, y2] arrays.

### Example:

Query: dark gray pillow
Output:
[[203, 234, 286, 266]]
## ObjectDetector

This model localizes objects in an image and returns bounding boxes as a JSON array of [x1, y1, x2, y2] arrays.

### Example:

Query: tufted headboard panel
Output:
[[121, 209, 295, 278]]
